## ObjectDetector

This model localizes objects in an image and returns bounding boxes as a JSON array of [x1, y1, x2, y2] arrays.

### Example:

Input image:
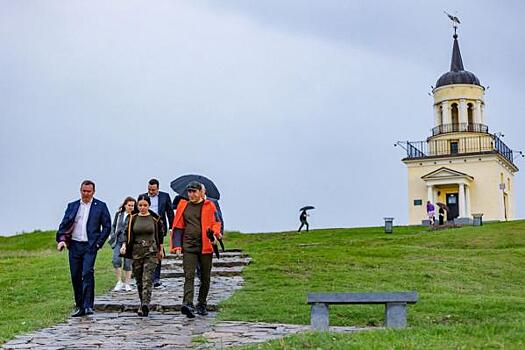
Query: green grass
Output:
[[1, 222, 524, 349], [0, 230, 115, 343], [219, 221, 525, 349]]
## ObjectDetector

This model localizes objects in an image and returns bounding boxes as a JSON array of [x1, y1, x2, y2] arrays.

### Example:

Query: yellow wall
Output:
[[405, 154, 516, 224], [433, 84, 485, 104]]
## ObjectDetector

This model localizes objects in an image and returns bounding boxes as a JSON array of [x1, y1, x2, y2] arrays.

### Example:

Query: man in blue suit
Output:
[[140, 178, 174, 287], [56, 180, 111, 317]]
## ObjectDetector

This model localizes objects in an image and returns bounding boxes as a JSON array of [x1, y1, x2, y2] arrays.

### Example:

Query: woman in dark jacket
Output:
[[108, 196, 135, 292], [120, 194, 164, 316]]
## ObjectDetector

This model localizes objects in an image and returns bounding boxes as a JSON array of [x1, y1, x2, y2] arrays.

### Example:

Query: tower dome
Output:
[[435, 34, 481, 88]]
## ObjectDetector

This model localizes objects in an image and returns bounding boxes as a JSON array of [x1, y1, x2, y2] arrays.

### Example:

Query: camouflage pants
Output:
[[132, 244, 157, 306]]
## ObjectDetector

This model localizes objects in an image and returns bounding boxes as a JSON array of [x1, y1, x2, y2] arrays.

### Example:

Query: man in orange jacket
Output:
[[171, 181, 222, 318]]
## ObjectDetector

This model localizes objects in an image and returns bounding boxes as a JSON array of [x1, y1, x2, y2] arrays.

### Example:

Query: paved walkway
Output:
[[2, 251, 365, 349]]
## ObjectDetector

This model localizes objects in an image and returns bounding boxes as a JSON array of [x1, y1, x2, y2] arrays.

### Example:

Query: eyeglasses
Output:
[[187, 189, 198, 193]]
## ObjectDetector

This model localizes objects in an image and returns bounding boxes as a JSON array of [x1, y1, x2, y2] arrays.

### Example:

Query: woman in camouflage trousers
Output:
[[120, 194, 165, 316]]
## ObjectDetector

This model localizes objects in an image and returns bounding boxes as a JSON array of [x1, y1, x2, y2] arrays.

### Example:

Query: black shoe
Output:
[[84, 308, 94, 315], [181, 304, 195, 318], [71, 307, 86, 317], [141, 304, 149, 317], [153, 282, 162, 288], [196, 304, 208, 316]]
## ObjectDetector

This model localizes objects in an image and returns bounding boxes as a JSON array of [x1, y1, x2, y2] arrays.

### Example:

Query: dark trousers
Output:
[[298, 221, 309, 232], [68, 241, 97, 309], [152, 261, 161, 284], [182, 252, 212, 306]]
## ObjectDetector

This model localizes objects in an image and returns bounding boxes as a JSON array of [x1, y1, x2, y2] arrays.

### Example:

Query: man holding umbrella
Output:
[[298, 206, 314, 232], [171, 181, 222, 318]]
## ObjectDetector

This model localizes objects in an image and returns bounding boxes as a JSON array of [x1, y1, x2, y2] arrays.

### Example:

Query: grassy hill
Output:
[[220, 221, 525, 349], [0, 230, 115, 343], [1, 222, 524, 349]]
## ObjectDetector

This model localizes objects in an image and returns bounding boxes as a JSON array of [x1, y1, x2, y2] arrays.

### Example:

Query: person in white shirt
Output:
[[56, 180, 111, 317]]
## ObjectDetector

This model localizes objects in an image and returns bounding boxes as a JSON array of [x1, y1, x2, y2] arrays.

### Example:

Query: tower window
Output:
[[451, 103, 459, 130], [450, 141, 459, 154], [467, 103, 474, 128]]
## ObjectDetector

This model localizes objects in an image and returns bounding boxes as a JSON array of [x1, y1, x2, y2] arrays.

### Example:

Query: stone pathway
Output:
[[2, 251, 366, 349]]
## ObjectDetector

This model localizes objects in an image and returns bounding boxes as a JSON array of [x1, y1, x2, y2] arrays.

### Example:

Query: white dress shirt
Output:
[[150, 194, 159, 214], [72, 200, 92, 242]]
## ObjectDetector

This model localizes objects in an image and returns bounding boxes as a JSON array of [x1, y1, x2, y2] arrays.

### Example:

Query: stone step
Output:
[[164, 251, 248, 259], [161, 266, 244, 278], [95, 302, 219, 313], [95, 276, 243, 313], [163, 257, 251, 268]]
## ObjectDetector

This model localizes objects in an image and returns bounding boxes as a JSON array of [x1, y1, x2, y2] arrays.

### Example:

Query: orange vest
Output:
[[171, 199, 221, 254]]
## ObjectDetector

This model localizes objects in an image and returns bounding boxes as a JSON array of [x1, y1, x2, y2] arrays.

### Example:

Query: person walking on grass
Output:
[[120, 195, 164, 317], [298, 209, 309, 232], [108, 196, 136, 292], [56, 180, 111, 317], [171, 181, 222, 318]]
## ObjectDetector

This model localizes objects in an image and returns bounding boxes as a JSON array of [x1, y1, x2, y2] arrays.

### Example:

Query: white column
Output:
[[434, 104, 441, 127], [459, 99, 468, 127], [465, 185, 471, 218], [475, 100, 482, 124], [427, 185, 433, 203], [441, 101, 451, 125], [481, 103, 486, 125], [458, 183, 466, 218]]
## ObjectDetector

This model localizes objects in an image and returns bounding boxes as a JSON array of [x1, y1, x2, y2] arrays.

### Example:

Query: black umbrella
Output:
[[299, 206, 315, 211], [206, 229, 220, 259], [170, 174, 220, 200], [436, 202, 450, 212]]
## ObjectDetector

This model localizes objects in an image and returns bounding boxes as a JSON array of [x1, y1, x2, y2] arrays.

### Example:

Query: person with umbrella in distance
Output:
[[298, 206, 314, 232], [436, 202, 448, 226], [171, 181, 222, 318]]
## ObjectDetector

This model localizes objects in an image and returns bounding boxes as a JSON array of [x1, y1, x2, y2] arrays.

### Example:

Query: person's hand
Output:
[[120, 244, 126, 255], [157, 245, 165, 260], [57, 241, 66, 252]]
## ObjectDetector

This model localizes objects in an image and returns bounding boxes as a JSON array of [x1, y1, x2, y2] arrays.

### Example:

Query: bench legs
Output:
[[385, 302, 407, 328], [311, 302, 409, 331], [310, 303, 329, 331]]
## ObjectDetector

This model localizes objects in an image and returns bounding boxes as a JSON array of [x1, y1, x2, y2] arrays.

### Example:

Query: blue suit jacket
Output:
[[56, 198, 112, 249]]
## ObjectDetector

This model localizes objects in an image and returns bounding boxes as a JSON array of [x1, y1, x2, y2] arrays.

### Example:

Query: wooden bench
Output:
[[307, 292, 418, 330]]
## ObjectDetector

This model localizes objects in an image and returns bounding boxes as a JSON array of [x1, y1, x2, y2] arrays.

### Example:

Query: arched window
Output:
[[467, 103, 474, 128], [451, 103, 459, 131]]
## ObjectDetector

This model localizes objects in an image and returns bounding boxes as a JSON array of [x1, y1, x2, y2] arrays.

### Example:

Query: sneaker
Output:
[[181, 304, 195, 318], [124, 283, 132, 292], [113, 281, 124, 292], [196, 304, 208, 316]]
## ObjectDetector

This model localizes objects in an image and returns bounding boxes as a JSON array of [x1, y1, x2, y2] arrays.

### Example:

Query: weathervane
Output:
[[444, 11, 461, 37]]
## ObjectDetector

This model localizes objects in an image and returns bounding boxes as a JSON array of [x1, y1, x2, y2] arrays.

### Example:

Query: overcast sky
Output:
[[1, 0, 524, 235]]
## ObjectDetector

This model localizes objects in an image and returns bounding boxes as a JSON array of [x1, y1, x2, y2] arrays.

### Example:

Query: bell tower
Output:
[[399, 18, 519, 225]]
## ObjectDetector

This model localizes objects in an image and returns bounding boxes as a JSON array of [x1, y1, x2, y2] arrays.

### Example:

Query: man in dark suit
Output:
[[56, 180, 111, 317], [140, 178, 174, 287]]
